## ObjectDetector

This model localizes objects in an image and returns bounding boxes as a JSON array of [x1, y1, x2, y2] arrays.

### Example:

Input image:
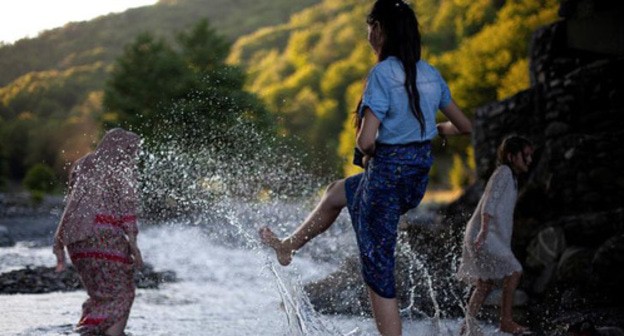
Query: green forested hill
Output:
[[0, 0, 320, 186], [228, 0, 560, 178], [0, 0, 560, 191], [0, 0, 320, 86]]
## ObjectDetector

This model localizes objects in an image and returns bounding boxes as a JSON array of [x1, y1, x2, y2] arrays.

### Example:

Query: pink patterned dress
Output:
[[54, 129, 140, 335]]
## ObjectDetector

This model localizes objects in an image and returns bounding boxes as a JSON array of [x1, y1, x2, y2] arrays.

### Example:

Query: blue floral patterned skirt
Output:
[[345, 142, 432, 298]]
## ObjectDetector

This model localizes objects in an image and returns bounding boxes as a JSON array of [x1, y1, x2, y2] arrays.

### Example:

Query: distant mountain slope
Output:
[[0, 0, 320, 86], [0, 0, 320, 184]]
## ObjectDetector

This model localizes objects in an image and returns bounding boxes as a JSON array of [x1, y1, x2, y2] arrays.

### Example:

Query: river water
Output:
[[0, 196, 510, 336]]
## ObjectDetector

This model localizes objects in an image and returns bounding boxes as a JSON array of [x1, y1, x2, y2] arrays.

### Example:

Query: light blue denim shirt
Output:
[[359, 57, 452, 144]]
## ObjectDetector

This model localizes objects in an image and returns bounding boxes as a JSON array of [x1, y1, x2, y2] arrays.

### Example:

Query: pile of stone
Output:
[[0, 263, 176, 295]]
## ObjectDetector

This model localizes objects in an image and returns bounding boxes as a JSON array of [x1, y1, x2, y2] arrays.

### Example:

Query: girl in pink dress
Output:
[[457, 135, 534, 335], [53, 128, 142, 336]]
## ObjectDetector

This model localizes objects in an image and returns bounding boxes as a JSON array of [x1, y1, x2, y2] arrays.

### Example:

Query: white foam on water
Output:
[[0, 224, 506, 336]]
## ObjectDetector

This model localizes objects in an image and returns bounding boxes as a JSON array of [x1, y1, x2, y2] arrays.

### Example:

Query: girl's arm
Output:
[[127, 230, 143, 269], [120, 168, 142, 269], [474, 214, 490, 251], [475, 167, 513, 250], [53, 163, 79, 272], [53, 227, 66, 272], [356, 107, 381, 160], [438, 100, 472, 135]]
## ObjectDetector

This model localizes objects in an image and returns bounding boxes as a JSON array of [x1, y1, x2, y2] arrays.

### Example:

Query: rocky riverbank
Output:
[[0, 192, 63, 246], [0, 263, 177, 294], [0, 192, 178, 295]]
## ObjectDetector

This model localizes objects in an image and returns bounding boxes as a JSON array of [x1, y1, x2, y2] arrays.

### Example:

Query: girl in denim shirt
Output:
[[260, 0, 471, 334]]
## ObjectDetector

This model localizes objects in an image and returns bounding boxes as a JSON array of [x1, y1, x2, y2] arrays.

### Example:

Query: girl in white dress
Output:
[[457, 135, 534, 335]]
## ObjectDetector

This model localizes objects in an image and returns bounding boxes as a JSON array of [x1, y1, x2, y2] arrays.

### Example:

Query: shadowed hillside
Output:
[[0, 0, 320, 86], [0, 0, 319, 187]]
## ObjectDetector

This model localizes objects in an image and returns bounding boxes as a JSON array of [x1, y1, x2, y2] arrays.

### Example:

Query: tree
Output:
[[102, 20, 284, 217], [23, 163, 57, 194], [103, 21, 274, 144], [103, 33, 192, 136], [178, 19, 231, 73]]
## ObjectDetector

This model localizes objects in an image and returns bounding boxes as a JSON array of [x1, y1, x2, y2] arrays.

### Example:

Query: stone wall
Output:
[[470, 0, 624, 329]]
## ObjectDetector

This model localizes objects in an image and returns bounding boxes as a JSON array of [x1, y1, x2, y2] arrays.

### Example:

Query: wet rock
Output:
[[598, 326, 624, 336], [556, 246, 594, 283], [0, 263, 177, 294], [545, 122, 570, 137], [305, 223, 468, 318], [592, 234, 624, 292], [483, 288, 528, 307], [526, 226, 566, 293], [559, 208, 624, 247], [135, 264, 178, 289], [0, 225, 15, 247], [527, 226, 567, 268], [304, 256, 369, 315]]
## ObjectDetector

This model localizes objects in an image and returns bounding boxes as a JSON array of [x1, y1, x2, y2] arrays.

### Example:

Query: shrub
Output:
[[23, 163, 57, 194]]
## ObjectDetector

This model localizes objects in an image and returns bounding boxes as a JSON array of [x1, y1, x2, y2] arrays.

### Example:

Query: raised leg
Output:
[[259, 179, 347, 266], [368, 286, 402, 336]]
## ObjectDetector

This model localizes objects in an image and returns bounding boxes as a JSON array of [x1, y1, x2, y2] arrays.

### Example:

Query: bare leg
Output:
[[259, 179, 347, 266], [105, 297, 132, 336], [499, 271, 528, 333], [460, 279, 493, 335], [105, 318, 127, 336], [368, 286, 402, 336]]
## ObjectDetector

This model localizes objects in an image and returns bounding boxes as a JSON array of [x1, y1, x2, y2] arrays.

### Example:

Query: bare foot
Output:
[[459, 321, 466, 336], [258, 226, 294, 266], [460, 318, 484, 336], [500, 320, 530, 334]]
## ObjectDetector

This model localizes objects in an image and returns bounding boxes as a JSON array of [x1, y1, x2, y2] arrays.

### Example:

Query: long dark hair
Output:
[[356, 0, 424, 134], [497, 134, 533, 172]]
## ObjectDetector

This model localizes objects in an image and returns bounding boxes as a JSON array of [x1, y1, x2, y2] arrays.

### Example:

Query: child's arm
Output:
[[438, 100, 472, 135], [53, 162, 79, 272], [475, 166, 513, 250], [53, 228, 66, 272], [120, 169, 142, 269], [474, 214, 490, 250], [357, 108, 381, 157], [127, 230, 143, 269]]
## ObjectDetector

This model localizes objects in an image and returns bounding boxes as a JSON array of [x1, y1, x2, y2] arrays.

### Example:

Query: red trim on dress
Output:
[[79, 316, 107, 326], [70, 251, 132, 264], [94, 214, 137, 227]]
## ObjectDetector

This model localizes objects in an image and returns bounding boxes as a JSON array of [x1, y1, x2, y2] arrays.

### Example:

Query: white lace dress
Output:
[[457, 165, 523, 283]]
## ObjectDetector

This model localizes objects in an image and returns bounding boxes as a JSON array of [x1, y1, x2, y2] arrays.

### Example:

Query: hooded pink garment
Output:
[[55, 128, 141, 246]]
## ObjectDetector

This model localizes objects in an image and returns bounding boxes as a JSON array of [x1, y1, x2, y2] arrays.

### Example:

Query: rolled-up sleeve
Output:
[[437, 71, 452, 109], [360, 66, 390, 121], [482, 166, 512, 217]]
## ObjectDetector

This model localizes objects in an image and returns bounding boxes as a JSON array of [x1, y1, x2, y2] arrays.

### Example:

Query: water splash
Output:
[[134, 105, 360, 334], [126, 96, 484, 335], [397, 230, 447, 335]]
